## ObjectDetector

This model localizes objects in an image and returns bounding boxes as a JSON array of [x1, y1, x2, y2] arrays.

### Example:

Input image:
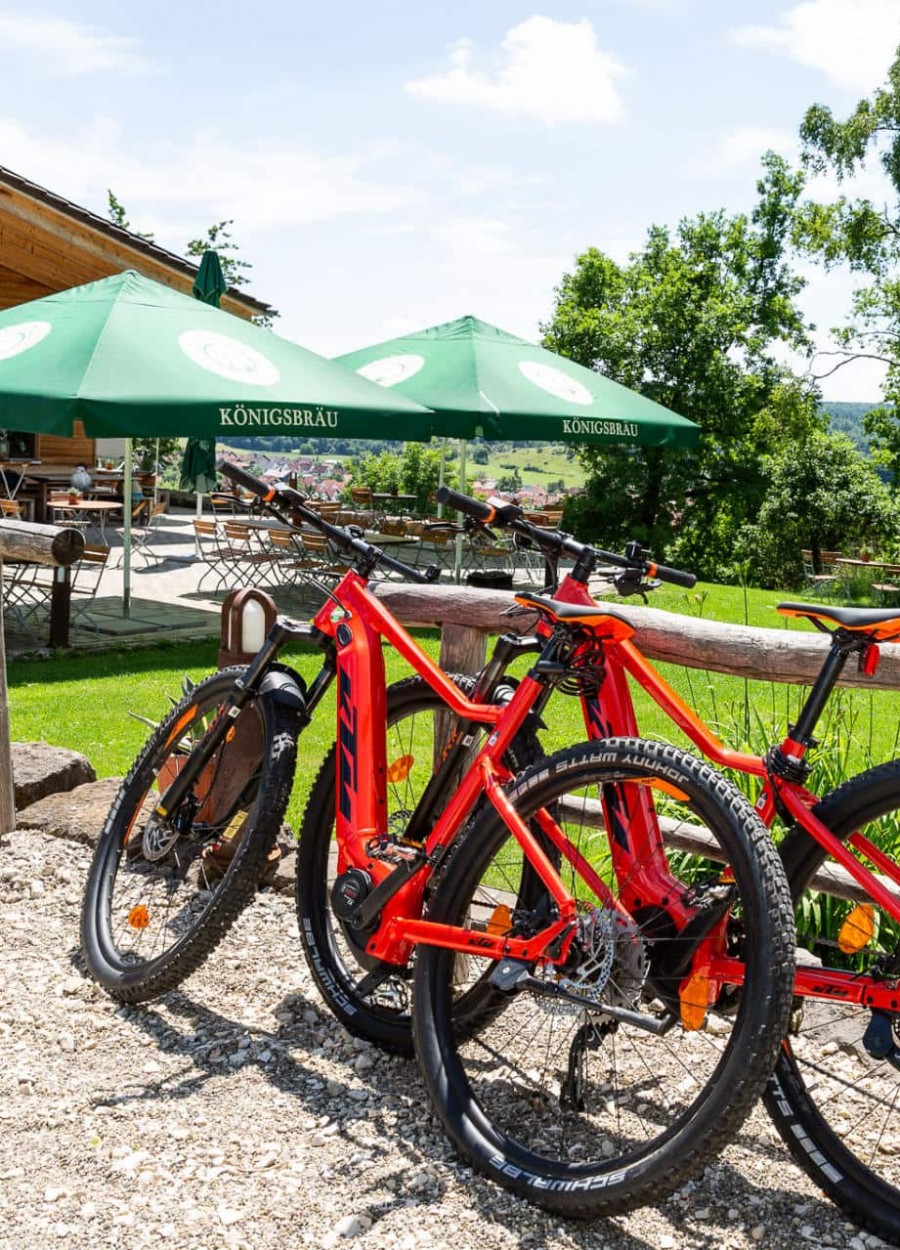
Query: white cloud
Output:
[[0, 117, 423, 239], [405, 16, 628, 125], [0, 11, 152, 76], [690, 126, 799, 178], [713, 127, 798, 169], [730, 0, 900, 91]]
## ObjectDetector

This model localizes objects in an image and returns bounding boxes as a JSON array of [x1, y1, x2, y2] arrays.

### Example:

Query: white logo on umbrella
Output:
[[179, 330, 280, 386], [0, 320, 52, 362], [518, 360, 593, 406], [356, 354, 425, 388]]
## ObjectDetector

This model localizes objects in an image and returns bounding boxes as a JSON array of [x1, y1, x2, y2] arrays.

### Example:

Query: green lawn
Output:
[[8, 581, 899, 826]]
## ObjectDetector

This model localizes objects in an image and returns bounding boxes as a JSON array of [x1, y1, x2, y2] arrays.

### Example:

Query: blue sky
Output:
[[2, 0, 899, 400]]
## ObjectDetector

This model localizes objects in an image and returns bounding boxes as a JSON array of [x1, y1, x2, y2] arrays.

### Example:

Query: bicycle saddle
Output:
[[778, 601, 900, 639], [514, 592, 636, 639]]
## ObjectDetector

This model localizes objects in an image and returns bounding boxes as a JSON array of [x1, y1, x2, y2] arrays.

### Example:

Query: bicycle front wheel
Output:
[[81, 667, 300, 1002], [413, 738, 795, 1218], [766, 758, 900, 1244]]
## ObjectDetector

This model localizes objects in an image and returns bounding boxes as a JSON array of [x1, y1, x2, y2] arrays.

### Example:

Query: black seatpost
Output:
[[790, 632, 859, 747]]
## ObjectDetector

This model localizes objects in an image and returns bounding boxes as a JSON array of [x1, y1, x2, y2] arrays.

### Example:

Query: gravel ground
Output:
[[0, 828, 890, 1250]]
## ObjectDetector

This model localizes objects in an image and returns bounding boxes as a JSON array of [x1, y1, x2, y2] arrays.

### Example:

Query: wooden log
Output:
[[0, 518, 84, 566], [373, 583, 900, 692], [556, 794, 898, 906]]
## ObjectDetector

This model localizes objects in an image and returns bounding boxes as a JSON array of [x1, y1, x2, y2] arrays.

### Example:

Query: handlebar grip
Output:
[[649, 562, 696, 589], [435, 485, 494, 523], [216, 457, 273, 500]]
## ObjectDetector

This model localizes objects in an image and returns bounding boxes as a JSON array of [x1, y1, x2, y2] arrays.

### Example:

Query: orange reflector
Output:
[[487, 904, 512, 936], [387, 754, 414, 784], [679, 972, 710, 1031], [128, 905, 150, 930], [838, 903, 875, 954], [633, 776, 690, 801]]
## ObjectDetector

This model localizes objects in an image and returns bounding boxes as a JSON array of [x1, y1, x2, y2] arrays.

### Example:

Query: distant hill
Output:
[[821, 400, 882, 454]]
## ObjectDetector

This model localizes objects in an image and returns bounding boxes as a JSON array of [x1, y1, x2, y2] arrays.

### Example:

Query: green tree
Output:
[[497, 470, 522, 493], [543, 156, 820, 578], [106, 194, 276, 325], [107, 190, 154, 241], [351, 443, 453, 512], [794, 48, 900, 476], [747, 430, 895, 587], [132, 437, 180, 470]]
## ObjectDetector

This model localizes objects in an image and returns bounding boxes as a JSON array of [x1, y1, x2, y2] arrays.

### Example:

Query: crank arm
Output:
[[489, 959, 675, 1036], [355, 963, 410, 998]]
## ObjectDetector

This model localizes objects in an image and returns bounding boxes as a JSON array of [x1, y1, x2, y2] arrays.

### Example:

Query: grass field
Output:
[[218, 439, 586, 495], [9, 577, 900, 828]]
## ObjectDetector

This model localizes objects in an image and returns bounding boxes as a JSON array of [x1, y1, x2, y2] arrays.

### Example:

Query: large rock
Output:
[[11, 742, 96, 811], [16, 777, 121, 845]]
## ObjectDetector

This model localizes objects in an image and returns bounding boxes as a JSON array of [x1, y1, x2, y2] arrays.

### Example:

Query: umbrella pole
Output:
[[453, 439, 467, 584], [436, 439, 446, 519], [153, 439, 160, 505], [123, 439, 133, 618]]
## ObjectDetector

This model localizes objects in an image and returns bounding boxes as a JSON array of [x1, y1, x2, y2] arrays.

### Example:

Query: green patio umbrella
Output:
[[0, 270, 435, 439], [0, 269, 435, 614], [337, 313, 699, 578], [335, 314, 699, 448]]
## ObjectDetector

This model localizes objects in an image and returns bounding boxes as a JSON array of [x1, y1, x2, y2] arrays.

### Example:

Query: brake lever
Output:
[[423, 565, 441, 583]]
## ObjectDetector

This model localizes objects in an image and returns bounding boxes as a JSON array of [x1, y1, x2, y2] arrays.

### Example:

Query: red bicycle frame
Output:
[[309, 568, 738, 998], [549, 571, 900, 1011]]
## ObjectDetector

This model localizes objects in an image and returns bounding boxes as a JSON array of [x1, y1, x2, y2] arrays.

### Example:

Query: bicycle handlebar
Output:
[[435, 486, 496, 524], [215, 458, 272, 500], [216, 459, 438, 585], [435, 484, 696, 590]]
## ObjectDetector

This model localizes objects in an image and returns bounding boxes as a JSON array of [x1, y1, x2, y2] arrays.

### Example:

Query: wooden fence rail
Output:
[[372, 582, 900, 903], [372, 582, 900, 691], [0, 519, 84, 835]]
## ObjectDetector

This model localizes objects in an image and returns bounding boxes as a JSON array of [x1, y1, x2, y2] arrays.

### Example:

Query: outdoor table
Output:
[[372, 493, 418, 510], [363, 531, 421, 547], [836, 558, 900, 574], [0, 460, 38, 499], [48, 499, 122, 543], [836, 558, 900, 602]]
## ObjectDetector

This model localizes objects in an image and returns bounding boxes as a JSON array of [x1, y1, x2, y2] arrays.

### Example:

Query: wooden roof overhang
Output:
[[0, 164, 273, 320]]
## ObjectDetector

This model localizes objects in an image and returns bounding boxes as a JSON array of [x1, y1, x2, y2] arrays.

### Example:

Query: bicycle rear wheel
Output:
[[413, 738, 795, 1217], [81, 667, 300, 1002], [765, 759, 900, 1244], [296, 674, 542, 1055]]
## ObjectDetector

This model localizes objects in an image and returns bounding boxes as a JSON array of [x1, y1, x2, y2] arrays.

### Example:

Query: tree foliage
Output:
[[795, 48, 900, 474], [349, 444, 454, 512], [543, 156, 821, 578], [106, 194, 276, 325], [746, 431, 895, 587]]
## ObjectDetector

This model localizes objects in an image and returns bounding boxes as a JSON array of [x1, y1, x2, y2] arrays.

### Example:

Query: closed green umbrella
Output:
[[0, 270, 435, 438], [179, 433, 219, 493], [181, 252, 228, 533], [336, 314, 699, 447]]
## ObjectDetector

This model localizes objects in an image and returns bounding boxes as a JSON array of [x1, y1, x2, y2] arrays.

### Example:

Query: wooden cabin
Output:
[[0, 163, 273, 471]]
